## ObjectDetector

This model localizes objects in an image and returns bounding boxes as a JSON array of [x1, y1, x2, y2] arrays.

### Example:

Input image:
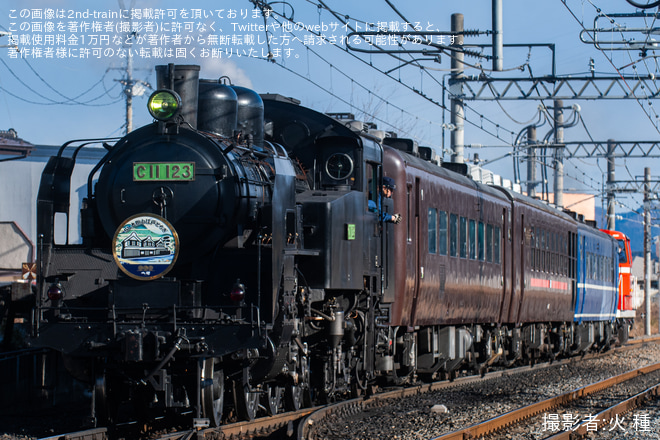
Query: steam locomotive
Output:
[[29, 64, 632, 427]]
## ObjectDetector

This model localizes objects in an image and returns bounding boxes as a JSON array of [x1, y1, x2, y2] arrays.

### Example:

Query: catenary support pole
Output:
[[492, 0, 503, 72], [644, 167, 651, 336], [450, 13, 464, 164], [606, 139, 616, 230], [553, 100, 564, 208], [526, 126, 536, 198]]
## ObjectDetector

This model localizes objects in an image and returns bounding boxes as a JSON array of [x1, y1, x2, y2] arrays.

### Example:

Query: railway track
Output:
[[16, 336, 659, 440], [296, 359, 600, 440], [37, 407, 318, 440], [432, 363, 660, 440], [297, 336, 660, 439]]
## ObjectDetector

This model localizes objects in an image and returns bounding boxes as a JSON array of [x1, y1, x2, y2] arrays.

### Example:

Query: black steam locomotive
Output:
[[30, 64, 628, 427]]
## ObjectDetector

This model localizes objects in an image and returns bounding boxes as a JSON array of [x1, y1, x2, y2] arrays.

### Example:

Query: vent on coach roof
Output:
[[441, 162, 469, 176]]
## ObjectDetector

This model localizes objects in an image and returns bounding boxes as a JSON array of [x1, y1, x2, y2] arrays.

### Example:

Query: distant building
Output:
[[0, 128, 34, 159], [0, 129, 106, 270], [632, 255, 659, 296]]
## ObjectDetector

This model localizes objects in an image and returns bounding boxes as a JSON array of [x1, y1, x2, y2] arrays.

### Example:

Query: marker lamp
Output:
[[230, 280, 246, 302], [47, 282, 65, 301], [148, 90, 181, 121]]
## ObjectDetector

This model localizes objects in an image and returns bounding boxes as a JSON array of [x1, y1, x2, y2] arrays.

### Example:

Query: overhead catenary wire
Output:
[[561, 0, 660, 135], [0, 57, 122, 106], [276, 0, 657, 219], [258, 0, 520, 149]]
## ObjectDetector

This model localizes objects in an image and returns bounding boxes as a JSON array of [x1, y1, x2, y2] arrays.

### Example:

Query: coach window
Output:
[[460, 216, 468, 258], [617, 240, 628, 263], [407, 183, 413, 243], [554, 232, 561, 273], [486, 224, 493, 262], [594, 255, 599, 280], [548, 233, 554, 273], [439, 211, 447, 255], [478, 221, 485, 261], [560, 236, 565, 276], [469, 219, 477, 259], [428, 208, 437, 254], [530, 226, 535, 271], [494, 226, 501, 264], [537, 246, 541, 272], [530, 227, 535, 270], [544, 229, 549, 271], [450, 213, 458, 257], [550, 232, 557, 273], [541, 231, 545, 271], [535, 229, 540, 272]]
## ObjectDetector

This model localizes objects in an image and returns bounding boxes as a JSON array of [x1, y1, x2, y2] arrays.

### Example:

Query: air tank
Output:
[[198, 79, 238, 138], [155, 64, 200, 128], [231, 86, 264, 147]]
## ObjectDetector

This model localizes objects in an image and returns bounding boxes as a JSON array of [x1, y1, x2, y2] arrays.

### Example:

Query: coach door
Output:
[[515, 213, 526, 322], [498, 206, 512, 323], [368, 163, 395, 303], [568, 231, 577, 316], [408, 178, 422, 324], [575, 234, 585, 322]]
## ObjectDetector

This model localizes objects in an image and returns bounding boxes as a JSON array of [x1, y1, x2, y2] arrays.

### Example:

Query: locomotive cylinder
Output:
[[155, 64, 200, 128]]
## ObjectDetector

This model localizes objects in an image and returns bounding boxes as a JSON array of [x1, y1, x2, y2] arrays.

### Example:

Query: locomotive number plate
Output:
[[133, 162, 195, 181]]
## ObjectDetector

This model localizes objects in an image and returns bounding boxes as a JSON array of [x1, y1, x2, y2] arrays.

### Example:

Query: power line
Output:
[[0, 57, 122, 106], [258, 0, 519, 147], [560, 0, 660, 135]]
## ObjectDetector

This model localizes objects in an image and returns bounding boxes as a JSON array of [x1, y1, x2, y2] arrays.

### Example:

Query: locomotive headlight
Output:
[[147, 90, 181, 121]]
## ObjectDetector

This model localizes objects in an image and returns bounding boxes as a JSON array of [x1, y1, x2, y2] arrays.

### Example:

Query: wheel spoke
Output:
[[236, 382, 259, 421], [262, 384, 283, 416], [200, 358, 224, 427], [285, 384, 303, 411]]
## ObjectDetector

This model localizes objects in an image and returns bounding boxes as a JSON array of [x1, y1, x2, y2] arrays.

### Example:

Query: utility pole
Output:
[[113, 50, 149, 135], [125, 53, 134, 134], [606, 139, 616, 230], [644, 167, 652, 336], [112, 32, 150, 134], [492, 0, 503, 72], [450, 13, 464, 164], [553, 100, 564, 208], [526, 126, 537, 198]]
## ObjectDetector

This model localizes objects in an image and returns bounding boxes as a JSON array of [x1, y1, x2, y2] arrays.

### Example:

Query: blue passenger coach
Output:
[[575, 222, 619, 325]]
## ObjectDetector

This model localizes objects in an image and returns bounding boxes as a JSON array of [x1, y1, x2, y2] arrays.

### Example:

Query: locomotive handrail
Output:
[[56, 137, 120, 158]]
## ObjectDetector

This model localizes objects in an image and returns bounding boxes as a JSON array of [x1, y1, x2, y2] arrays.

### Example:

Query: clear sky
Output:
[[1, 0, 659, 220]]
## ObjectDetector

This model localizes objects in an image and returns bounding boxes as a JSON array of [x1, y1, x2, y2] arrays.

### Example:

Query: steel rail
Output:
[[33, 337, 660, 440], [429, 362, 660, 440], [296, 337, 660, 439], [545, 383, 660, 439]]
